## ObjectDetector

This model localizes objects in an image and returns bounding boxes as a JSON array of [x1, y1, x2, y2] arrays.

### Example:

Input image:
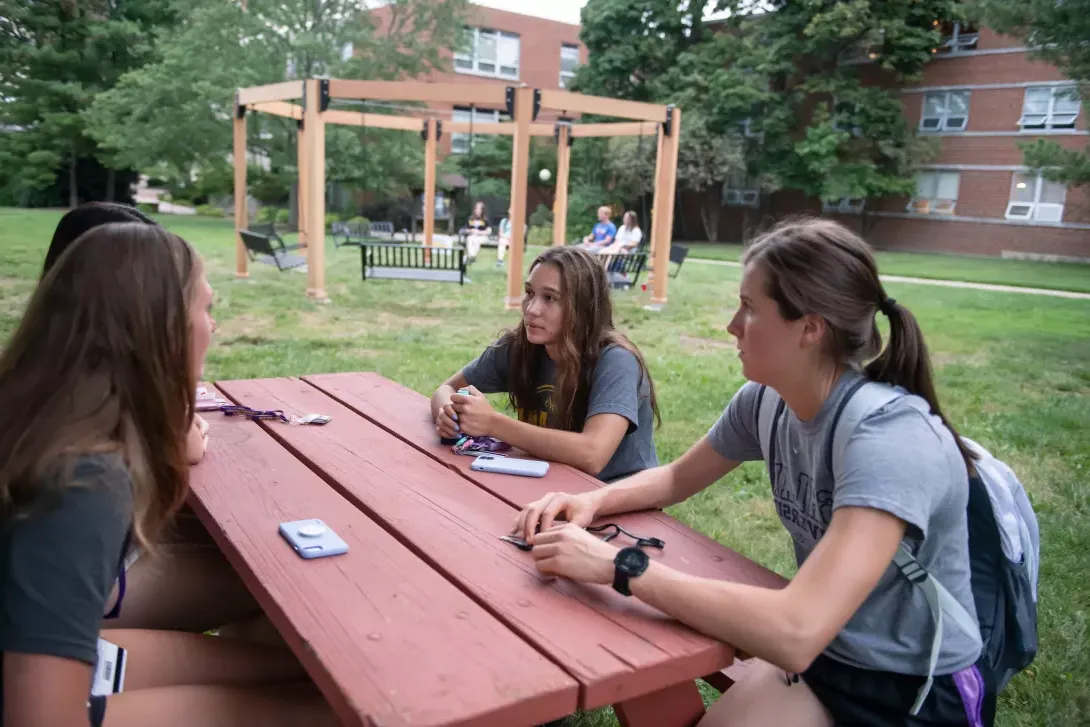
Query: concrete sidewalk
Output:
[[688, 257, 1090, 301]]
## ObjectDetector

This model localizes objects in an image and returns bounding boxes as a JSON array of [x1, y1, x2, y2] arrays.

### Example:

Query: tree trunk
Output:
[[68, 147, 78, 208], [699, 189, 721, 242], [105, 168, 116, 202]]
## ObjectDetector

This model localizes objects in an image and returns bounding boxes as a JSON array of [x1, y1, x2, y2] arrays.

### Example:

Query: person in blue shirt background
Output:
[[579, 206, 616, 251]]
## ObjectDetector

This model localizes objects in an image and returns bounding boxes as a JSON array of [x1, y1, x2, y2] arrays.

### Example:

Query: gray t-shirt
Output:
[[707, 370, 981, 675], [463, 341, 658, 482], [0, 454, 133, 712]]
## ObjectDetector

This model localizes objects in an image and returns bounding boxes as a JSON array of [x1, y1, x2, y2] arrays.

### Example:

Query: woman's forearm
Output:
[[490, 415, 607, 475], [592, 465, 681, 515], [630, 563, 815, 673]]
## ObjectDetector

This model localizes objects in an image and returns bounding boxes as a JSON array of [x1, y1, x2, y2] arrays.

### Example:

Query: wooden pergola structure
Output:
[[233, 79, 682, 308]]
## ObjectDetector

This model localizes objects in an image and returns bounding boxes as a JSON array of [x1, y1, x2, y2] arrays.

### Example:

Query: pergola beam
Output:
[[249, 101, 304, 120], [570, 122, 658, 138], [537, 90, 665, 122], [237, 81, 305, 106], [444, 121, 555, 136], [322, 109, 422, 132], [328, 79, 508, 107]]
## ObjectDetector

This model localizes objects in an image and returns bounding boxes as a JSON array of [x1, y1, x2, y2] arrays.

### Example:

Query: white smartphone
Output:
[[470, 454, 550, 478], [278, 519, 349, 559]]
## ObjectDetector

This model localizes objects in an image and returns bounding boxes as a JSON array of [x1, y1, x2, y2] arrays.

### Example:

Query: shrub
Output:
[[527, 225, 553, 247], [195, 204, 225, 218], [275, 209, 291, 224], [136, 203, 157, 215]]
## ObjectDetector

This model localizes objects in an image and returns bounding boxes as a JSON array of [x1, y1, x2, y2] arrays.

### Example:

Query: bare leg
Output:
[[497, 237, 509, 263], [104, 683, 339, 727], [104, 544, 259, 632], [100, 628, 306, 689], [697, 659, 833, 727]]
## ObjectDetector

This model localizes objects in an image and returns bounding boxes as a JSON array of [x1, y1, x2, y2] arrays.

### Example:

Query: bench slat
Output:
[[190, 400, 577, 727], [219, 378, 737, 710]]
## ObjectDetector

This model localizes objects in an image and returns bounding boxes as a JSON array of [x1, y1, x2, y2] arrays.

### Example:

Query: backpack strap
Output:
[[827, 378, 983, 714], [893, 546, 984, 714], [753, 384, 786, 483]]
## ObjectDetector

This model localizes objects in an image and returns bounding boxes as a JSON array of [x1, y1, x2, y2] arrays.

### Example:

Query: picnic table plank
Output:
[[218, 377, 737, 711], [304, 372, 789, 593], [189, 394, 578, 727], [304, 372, 605, 505]]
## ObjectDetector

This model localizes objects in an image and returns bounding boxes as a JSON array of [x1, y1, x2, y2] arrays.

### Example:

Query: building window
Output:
[[1018, 85, 1081, 130], [451, 106, 501, 154], [920, 91, 969, 131], [936, 21, 979, 53], [908, 171, 959, 215], [723, 171, 759, 206], [1006, 173, 1066, 222], [559, 44, 579, 88], [823, 198, 865, 214], [454, 27, 520, 80], [832, 100, 862, 136]]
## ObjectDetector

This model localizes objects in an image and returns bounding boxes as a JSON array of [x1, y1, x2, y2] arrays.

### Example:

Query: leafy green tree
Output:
[[0, 0, 175, 205]]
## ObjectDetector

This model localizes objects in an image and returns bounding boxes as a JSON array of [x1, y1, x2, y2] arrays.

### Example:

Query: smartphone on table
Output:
[[470, 454, 549, 478], [278, 519, 349, 559]]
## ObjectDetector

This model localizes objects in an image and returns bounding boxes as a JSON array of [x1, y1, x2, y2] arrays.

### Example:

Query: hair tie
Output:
[[879, 297, 897, 316]]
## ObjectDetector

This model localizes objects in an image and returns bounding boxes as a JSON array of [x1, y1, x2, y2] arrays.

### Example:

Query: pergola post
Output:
[[233, 97, 249, 278], [506, 86, 534, 309], [303, 78, 326, 300], [650, 106, 681, 308], [552, 123, 571, 247], [297, 117, 309, 248], [423, 118, 438, 251]]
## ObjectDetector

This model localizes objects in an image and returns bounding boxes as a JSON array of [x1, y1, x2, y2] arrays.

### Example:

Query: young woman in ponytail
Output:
[[510, 218, 989, 727]]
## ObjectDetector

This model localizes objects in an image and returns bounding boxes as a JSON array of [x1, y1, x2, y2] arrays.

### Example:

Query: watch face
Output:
[[616, 547, 649, 574]]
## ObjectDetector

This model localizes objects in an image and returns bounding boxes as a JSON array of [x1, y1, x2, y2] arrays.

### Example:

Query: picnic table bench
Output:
[[189, 372, 787, 727]]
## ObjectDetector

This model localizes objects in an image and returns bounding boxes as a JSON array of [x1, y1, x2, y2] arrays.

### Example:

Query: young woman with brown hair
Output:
[[431, 246, 660, 482], [510, 219, 989, 726], [0, 223, 334, 727]]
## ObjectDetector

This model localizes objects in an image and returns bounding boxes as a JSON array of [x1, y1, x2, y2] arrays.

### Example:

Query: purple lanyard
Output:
[[103, 530, 133, 620]]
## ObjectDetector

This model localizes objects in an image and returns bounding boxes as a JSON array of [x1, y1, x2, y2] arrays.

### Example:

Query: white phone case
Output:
[[279, 519, 349, 559], [470, 454, 550, 478]]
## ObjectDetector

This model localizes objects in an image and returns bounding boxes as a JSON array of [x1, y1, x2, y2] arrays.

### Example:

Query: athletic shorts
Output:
[[800, 653, 995, 727]]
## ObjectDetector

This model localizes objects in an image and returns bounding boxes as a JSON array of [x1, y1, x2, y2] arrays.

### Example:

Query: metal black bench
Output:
[[597, 251, 648, 290], [239, 228, 307, 271], [670, 243, 689, 277], [332, 220, 397, 247], [360, 242, 466, 285]]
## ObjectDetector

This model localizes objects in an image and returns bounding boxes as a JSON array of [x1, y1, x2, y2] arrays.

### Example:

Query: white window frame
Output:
[[451, 107, 502, 154], [454, 27, 520, 80], [823, 198, 865, 214], [1018, 85, 1081, 130], [1005, 173, 1066, 222], [559, 44, 579, 89], [831, 100, 862, 136], [940, 22, 979, 53], [920, 90, 970, 132], [723, 188, 760, 207], [908, 171, 959, 215]]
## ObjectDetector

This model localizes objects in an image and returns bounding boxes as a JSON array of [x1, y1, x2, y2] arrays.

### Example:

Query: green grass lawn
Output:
[[3, 208, 1089, 726], [684, 241, 1090, 295]]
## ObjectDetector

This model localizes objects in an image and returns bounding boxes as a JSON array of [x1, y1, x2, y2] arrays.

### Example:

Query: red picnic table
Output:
[[188, 372, 788, 727]]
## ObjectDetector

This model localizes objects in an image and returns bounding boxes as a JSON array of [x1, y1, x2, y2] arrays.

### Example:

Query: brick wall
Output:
[[917, 51, 1069, 87]]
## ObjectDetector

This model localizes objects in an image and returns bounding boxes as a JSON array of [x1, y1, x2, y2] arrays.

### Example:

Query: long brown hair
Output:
[[499, 246, 660, 432], [0, 223, 199, 551], [743, 217, 976, 472]]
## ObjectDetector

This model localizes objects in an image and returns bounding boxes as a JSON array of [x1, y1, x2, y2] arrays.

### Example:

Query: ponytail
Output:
[[866, 298, 977, 473]]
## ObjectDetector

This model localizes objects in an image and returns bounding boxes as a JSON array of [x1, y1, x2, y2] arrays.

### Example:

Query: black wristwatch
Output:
[[612, 546, 650, 596]]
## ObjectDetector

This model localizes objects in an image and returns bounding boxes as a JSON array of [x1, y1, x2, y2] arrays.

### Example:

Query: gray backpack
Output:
[[755, 379, 1039, 713]]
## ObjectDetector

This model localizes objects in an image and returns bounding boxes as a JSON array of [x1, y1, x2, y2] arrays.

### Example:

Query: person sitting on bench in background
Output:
[[0, 222, 337, 727], [464, 200, 491, 264], [601, 211, 642, 255], [578, 206, 616, 252], [431, 246, 660, 482], [497, 206, 512, 268]]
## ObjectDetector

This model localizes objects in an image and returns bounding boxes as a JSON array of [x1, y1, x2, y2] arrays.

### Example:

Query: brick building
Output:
[[369, 3, 586, 157], [704, 23, 1089, 259]]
